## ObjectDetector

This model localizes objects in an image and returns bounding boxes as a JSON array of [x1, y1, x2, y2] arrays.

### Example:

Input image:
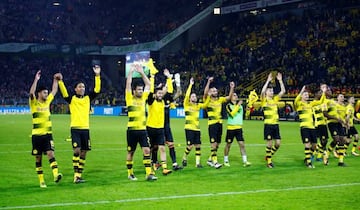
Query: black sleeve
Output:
[[164, 93, 174, 104], [89, 91, 100, 102], [63, 95, 72, 104], [147, 92, 155, 105]]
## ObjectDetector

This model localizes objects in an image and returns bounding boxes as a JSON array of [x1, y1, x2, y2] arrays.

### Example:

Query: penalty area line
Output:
[[1, 182, 359, 209]]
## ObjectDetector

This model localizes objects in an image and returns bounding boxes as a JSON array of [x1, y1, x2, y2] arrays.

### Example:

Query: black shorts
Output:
[[327, 122, 345, 137], [316, 124, 329, 140], [185, 129, 201, 145], [225, 129, 244, 143], [127, 129, 150, 152], [71, 128, 91, 150], [31, 134, 54, 155], [300, 128, 317, 144], [208, 123, 223, 143], [264, 124, 281, 140], [164, 124, 174, 142], [147, 126, 165, 146], [347, 126, 358, 138]]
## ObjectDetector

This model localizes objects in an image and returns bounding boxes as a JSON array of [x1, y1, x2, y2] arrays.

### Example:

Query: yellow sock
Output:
[[50, 161, 59, 177], [161, 161, 168, 170], [38, 174, 44, 183]]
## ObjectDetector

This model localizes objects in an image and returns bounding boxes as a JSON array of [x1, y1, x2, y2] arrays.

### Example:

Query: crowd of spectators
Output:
[[0, 0, 214, 45], [163, 5, 360, 100], [0, 55, 112, 106]]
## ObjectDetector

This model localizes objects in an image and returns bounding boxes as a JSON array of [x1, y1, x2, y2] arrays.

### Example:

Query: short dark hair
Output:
[[132, 81, 144, 91], [154, 87, 162, 93], [36, 86, 47, 93], [74, 81, 85, 89]]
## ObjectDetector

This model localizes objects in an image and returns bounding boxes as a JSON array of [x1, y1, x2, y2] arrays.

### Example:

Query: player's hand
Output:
[[276, 72, 282, 81], [320, 84, 327, 93], [54, 73, 63, 80], [230, 81, 235, 88], [190, 77, 194, 85], [35, 70, 41, 81], [93, 65, 101, 75], [267, 73, 273, 82], [207, 77, 214, 83], [301, 85, 306, 93], [163, 68, 171, 78]]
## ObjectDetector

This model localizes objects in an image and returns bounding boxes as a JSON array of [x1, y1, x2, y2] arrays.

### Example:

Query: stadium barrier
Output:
[[0, 106, 30, 114]]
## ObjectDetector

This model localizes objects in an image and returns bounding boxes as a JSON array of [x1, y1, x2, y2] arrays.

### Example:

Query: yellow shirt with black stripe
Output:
[[29, 93, 54, 135], [126, 90, 149, 130], [205, 97, 227, 125], [346, 104, 355, 127], [324, 98, 339, 124], [261, 95, 280, 125], [294, 95, 315, 129], [184, 84, 209, 131], [313, 102, 327, 127], [336, 102, 346, 123]]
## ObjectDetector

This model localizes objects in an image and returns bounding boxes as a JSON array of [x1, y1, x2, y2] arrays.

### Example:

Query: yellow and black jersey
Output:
[[58, 76, 101, 129], [261, 95, 281, 125], [324, 98, 339, 124], [294, 93, 325, 128], [126, 90, 149, 130], [336, 102, 346, 123], [313, 102, 327, 127], [184, 84, 209, 131], [29, 93, 54, 135], [294, 95, 314, 129], [346, 104, 355, 127], [204, 97, 227, 125]]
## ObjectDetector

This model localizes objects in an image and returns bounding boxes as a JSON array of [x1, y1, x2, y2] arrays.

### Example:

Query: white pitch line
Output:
[[1, 182, 359, 209]]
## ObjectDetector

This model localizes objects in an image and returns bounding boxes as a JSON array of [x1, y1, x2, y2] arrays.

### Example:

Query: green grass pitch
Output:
[[0, 114, 359, 209]]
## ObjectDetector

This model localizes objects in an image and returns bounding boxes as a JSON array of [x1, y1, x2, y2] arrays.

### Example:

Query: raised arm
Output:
[[164, 68, 173, 94], [93, 65, 101, 93], [225, 81, 235, 101], [126, 66, 135, 92], [57, 74, 70, 101], [173, 73, 182, 100], [51, 73, 62, 96], [261, 73, 273, 98], [29, 70, 41, 99], [203, 77, 213, 99], [138, 64, 150, 92], [276, 72, 286, 97], [294, 85, 305, 110], [184, 77, 194, 106]]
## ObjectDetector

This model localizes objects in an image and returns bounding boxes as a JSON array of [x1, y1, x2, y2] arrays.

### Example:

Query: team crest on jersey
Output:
[[187, 141, 191, 145], [73, 142, 78, 147], [333, 131, 337, 135], [33, 149, 38, 154], [305, 138, 309, 143], [267, 135, 272, 140], [211, 138, 215, 143], [127, 146, 131, 151]]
